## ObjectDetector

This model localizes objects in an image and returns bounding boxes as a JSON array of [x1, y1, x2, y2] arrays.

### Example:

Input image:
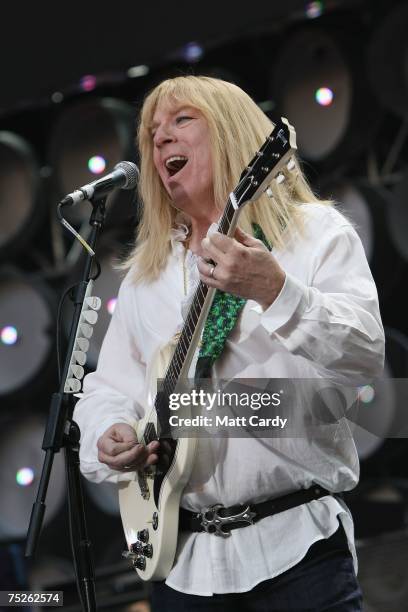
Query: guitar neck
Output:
[[157, 196, 240, 407]]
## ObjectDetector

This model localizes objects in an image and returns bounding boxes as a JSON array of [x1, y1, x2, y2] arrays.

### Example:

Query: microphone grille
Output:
[[114, 161, 140, 189]]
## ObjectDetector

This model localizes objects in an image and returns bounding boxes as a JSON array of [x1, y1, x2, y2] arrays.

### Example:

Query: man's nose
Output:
[[154, 124, 175, 147]]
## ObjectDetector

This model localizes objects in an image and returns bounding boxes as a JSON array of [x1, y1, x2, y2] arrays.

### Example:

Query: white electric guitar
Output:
[[118, 118, 297, 580]]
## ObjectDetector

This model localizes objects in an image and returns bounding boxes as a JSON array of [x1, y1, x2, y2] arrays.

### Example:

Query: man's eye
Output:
[[176, 116, 192, 124]]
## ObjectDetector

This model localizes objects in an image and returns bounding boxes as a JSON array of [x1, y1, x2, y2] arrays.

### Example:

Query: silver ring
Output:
[[123, 464, 132, 470], [209, 265, 215, 278]]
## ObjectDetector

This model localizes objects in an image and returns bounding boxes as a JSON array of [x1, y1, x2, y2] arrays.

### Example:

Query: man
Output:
[[74, 76, 384, 610]]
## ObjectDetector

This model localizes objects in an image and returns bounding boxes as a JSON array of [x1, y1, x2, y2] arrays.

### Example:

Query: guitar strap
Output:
[[194, 224, 272, 381]]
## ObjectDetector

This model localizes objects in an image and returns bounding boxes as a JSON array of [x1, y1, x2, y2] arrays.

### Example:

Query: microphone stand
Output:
[[25, 198, 108, 612]]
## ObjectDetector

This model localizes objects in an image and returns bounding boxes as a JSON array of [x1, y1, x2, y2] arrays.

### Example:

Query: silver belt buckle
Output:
[[200, 503, 256, 537]]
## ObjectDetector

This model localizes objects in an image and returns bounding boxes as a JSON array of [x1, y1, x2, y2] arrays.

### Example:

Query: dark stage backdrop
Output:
[[0, 0, 353, 111]]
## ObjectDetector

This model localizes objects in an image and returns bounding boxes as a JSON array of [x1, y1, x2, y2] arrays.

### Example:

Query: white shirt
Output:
[[73, 203, 385, 595]]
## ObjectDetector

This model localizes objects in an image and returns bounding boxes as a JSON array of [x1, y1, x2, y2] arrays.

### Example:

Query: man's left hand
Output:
[[197, 227, 286, 310]]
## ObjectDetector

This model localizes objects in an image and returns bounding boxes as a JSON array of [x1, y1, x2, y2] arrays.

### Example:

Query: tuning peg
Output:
[[276, 173, 285, 184], [266, 187, 274, 198], [286, 158, 295, 171]]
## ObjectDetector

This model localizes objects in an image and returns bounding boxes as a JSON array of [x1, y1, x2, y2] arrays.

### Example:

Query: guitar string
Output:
[[163, 199, 234, 392]]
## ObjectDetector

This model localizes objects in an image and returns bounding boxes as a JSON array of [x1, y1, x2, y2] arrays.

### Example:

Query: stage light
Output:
[[315, 86, 334, 106], [358, 385, 375, 405], [273, 30, 351, 161], [305, 1, 324, 19], [127, 65, 149, 78], [0, 417, 65, 542], [48, 98, 136, 225], [88, 155, 106, 175], [182, 42, 204, 63], [1, 325, 18, 346], [51, 92, 64, 104], [79, 75, 97, 92], [16, 468, 34, 487], [0, 132, 41, 259], [0, 271, 55, 400], [273, 28, 378, 165]]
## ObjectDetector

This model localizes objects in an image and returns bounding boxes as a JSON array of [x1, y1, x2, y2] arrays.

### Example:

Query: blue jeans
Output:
[[150, 525, 363, 611]]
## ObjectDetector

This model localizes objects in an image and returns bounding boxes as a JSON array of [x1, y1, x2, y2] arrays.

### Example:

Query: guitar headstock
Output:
[[234, 117, 297, 207]]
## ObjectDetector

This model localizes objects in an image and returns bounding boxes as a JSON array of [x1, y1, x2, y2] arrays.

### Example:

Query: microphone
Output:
[[60, 161, 139, 206]]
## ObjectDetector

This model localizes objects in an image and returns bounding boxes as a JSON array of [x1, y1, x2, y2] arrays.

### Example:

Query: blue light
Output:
[[182, 42, 204, 63]]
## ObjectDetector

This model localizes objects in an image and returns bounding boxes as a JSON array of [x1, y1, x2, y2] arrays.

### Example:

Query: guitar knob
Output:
[[143, 544, 153, 558], [130, 541, 143, 554], [137, 529, 149, 543], [133, 556, 146, 571]]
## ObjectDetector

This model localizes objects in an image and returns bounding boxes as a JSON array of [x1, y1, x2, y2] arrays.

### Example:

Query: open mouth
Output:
[[165, 156, 188, 177]]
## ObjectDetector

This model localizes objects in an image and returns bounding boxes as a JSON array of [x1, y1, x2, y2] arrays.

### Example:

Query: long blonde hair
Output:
[[124, 75, 330, 281]]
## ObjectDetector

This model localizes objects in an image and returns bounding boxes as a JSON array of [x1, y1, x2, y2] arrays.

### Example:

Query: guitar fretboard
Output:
[[155, 196, 237, 417]]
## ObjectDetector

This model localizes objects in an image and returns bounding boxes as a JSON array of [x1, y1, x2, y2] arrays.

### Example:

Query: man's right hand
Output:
[[97, 423, 159, 472]]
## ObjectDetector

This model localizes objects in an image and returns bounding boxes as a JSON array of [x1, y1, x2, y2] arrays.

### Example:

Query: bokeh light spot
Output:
[[88, 156, 106, 175], [1, 325, 18, 346], [315, 87, 334, 106]]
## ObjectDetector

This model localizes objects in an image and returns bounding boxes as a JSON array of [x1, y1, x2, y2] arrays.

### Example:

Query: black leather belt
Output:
[[179, 485, 336, 537]]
